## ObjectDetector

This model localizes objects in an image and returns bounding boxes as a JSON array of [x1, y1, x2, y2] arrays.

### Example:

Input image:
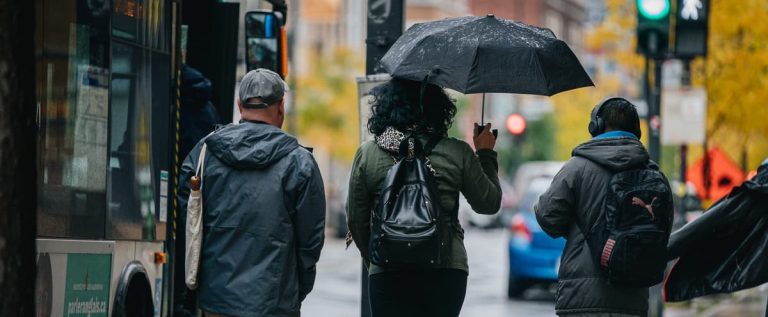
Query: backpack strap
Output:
[[397, 134, 423, 158], [394, 134, 442, 166]]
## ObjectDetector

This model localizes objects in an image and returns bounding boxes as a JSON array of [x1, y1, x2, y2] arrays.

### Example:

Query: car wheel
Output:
[[507, 273, 531, 299]]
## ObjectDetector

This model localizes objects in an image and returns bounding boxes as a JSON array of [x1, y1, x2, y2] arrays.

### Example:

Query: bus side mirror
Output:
[[244, 11, 288, 78]]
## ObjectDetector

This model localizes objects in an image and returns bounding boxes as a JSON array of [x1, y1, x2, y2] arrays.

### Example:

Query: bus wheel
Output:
[[113, 261, 154, 317]]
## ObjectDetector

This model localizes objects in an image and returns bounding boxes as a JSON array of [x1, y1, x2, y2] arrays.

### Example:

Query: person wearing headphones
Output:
[[534, 97, 671, 317]]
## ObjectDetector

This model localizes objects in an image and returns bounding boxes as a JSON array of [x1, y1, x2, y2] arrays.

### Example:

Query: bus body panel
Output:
[[36, 239, 163, 317]]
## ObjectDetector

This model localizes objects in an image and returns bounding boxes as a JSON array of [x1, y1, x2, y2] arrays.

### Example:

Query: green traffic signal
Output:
[[637, 0, 670, 20]]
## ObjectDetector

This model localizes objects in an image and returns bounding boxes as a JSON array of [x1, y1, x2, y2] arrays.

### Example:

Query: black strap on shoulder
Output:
[[397, 134, 421, 158], [396, 133, 442, 159]]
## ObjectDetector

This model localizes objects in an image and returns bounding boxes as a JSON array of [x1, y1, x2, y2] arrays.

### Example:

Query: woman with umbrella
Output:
[[346, 77, 502, 317], [347, 14, 592, 316]]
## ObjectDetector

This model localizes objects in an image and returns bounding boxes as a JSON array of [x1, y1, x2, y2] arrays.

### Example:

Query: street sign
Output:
[[661, 88, 706, 145]]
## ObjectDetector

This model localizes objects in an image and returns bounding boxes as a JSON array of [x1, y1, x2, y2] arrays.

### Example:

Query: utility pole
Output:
[[649, 57, 662, 164], [673, 0, 709, 186], [0, 0, 37, 315], [679, 59, 691, 183], [361, 1, 404, 316], [636, 0, 671, 164], [636, 2, 670, 315]]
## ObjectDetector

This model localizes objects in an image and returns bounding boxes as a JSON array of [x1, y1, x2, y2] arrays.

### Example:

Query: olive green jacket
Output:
[[346, 136, 502, 274]]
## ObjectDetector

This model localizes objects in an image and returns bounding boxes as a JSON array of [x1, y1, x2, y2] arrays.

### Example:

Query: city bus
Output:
[[33, 0, 286, 316]]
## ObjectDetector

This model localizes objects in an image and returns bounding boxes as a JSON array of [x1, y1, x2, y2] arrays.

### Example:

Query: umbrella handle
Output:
[[419, 73, 430, 115], [481, 93, 486, 125], [476, 94, 497, 138], [474, 124, 498, 138]]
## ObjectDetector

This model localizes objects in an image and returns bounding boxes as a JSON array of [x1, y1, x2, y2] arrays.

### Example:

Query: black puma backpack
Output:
[[369, 135, 451, 268], [581, 163, 674, 287]]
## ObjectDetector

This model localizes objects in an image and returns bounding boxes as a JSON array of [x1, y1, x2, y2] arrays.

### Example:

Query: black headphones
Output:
[[588, 97, 642, 138]]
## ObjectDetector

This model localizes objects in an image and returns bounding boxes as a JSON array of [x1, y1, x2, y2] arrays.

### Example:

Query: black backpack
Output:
[[581, 163, 673, 287], [369, 135, 450, 268]]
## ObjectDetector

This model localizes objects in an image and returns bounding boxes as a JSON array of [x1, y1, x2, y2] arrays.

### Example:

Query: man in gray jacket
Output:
[[178, 69, 325, 317], [535, 98, 655, 316]]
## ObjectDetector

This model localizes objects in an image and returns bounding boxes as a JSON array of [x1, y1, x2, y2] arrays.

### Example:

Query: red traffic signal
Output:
[[506, 114, 526, 135]]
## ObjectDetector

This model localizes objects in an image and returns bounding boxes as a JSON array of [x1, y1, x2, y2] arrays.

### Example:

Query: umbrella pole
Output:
[[481, 93, 486, 125]]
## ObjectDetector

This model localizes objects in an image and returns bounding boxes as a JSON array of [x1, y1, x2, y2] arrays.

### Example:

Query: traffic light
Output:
[[506, 114, 526, 136], [674, 0, 709, 58], [636, 0, 671, 57]]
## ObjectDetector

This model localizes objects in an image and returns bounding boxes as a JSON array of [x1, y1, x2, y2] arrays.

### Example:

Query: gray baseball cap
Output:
[[238, 68, 288, 109]]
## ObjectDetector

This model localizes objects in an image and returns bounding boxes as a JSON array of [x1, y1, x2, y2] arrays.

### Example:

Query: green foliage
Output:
[[448, 94, 469, 139], [498, 114, 557, 175], [692, 0, 768, 170], [295, 48, 363, 162]]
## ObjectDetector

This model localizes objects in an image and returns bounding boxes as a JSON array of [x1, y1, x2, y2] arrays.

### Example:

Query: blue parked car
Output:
[[507, 177, 566, 298]]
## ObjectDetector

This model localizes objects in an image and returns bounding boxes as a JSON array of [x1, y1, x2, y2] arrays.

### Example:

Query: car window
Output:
[[518, 178, 552, 213]]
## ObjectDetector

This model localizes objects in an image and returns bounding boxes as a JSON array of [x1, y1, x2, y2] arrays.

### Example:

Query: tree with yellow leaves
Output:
[[554, 0, 768, 177], [693, 0, 768, 170], [551, 0, 645, 160], [295, 48, 363, 163]]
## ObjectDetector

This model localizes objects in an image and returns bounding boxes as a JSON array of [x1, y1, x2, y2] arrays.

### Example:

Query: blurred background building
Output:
[[219, 0, 768, 235]]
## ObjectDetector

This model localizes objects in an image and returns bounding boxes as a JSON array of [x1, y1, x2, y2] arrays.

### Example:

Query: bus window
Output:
[[36, 0, 110, 239], [107, 0, 171, 241], [108, 42, 145, 240], [113, 0, 140, 41]]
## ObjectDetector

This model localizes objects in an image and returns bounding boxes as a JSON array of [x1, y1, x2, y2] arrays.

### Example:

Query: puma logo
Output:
[[632, 196, 658, 220]]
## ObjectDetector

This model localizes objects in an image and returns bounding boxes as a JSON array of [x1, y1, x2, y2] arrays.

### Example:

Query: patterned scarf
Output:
[[374, 127, 408, 154]]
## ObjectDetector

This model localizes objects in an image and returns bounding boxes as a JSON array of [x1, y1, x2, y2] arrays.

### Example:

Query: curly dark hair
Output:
[[367, 78, 457, 136]]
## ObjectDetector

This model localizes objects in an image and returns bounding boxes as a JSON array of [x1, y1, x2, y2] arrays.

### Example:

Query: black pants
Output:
[[369, 268, 468, 317]]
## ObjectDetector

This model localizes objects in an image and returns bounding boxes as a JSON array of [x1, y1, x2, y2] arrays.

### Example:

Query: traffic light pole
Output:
[[680, 59, 692, 184], [650, 58, 662, 164], [644, 51, 666, 317], [644, 55, 662, 165], [362, 1, 404, 316]]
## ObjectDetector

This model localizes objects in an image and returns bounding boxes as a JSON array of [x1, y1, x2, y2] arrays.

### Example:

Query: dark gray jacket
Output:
[[178, 121, 325, 317], [535, 137, 651, 316]]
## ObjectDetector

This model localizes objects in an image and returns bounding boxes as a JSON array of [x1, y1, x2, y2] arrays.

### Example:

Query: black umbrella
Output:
[[380, 14, 593, 123], [664, 160, 768, 302]]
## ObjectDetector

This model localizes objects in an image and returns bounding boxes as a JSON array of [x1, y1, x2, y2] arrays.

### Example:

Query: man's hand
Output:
[[473, 123, 496, 151]]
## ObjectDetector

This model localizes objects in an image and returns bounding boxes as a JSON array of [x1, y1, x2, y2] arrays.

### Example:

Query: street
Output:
[[303, 227, 768, 317], [303, 228, 557, 317]]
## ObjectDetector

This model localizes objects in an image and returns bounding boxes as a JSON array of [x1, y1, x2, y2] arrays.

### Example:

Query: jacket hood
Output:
[[572, 137, 649, 171], [205, 122, 299, 169], [181, 64, 213, 109]]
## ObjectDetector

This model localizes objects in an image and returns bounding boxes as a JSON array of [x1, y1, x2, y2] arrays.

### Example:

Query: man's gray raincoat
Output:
[[535, 137, 655, 316], [178, 121, 325, 317]]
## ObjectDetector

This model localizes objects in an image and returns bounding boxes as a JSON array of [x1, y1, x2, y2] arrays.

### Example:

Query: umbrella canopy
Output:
[[380, 14, 593, 96]]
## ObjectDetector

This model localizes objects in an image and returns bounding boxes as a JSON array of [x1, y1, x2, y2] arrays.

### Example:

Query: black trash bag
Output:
[[664, 162, 768, 302]]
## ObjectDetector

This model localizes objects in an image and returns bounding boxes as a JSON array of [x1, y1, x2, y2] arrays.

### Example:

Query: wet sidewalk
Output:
[[665, 285, 768, 317]]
